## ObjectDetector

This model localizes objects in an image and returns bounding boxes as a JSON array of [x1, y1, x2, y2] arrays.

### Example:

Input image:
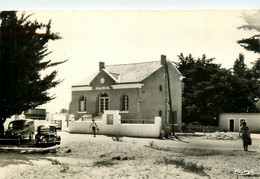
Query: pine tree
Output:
[[238, 11, 260, 54], [233, 53, 247, 77], [0, 11, 66, 133]]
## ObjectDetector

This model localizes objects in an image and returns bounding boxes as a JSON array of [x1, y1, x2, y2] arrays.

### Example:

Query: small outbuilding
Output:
[[24, 108, 46, 120], [219, 113, 260, 133]]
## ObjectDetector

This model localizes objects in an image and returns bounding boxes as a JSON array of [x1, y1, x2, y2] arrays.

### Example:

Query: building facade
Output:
[[69, 55, 183, 131]]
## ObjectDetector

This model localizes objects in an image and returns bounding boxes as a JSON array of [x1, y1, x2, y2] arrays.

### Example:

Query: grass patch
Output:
[[145, 141, 170, 152], [181, 148, 221, 156], [93, 160, 115, 167], [161, 157, 209, 176]]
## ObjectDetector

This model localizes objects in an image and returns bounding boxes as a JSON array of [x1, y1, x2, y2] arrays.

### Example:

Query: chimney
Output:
[[161, 55, 167, 65], [99, 62, 105, 71]]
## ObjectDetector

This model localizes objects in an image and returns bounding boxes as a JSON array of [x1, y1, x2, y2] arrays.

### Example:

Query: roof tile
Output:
[[73, 61, 180, 86]]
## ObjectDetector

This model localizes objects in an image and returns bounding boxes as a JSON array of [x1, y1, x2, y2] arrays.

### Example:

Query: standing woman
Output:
[[239, 121, 251, 151]]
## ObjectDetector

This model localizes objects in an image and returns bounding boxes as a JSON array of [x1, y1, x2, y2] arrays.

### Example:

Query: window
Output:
[[159, 110, 162, 117], [79, 96, 87, 112], [159, 85, 163, 92], [121, 94, 129, 111], [98, 93, 110, 114], [107, 114, 113, 125]]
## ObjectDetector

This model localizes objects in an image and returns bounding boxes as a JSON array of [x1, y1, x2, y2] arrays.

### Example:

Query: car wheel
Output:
[[17, 136, 22, 145]]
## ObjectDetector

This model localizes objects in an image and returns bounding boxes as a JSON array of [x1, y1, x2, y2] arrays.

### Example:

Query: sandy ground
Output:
[[1, 132, 260, 179]]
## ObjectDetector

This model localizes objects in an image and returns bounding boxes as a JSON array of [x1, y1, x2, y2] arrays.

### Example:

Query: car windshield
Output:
[[8, 121, 25, 130], [38, 126, 56, 133]]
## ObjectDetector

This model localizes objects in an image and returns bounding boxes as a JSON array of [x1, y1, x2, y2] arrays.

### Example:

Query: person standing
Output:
[[89, 118, 99, 137], [239, 121, 251, 151]]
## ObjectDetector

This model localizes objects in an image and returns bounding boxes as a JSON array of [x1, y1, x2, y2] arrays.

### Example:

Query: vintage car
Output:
[[0, 119, 35, 145], [183, 122, 219, 133], [35, 124, 61, 147]]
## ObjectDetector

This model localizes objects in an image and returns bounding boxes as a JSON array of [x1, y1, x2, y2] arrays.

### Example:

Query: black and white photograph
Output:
[[0, 1, 260, 178]]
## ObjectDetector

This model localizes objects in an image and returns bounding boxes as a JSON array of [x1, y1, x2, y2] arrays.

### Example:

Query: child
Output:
[[89, 118, 99, 137]]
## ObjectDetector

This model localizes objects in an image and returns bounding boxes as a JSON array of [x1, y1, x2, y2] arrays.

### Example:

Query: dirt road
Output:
[[1, 132, 260, 178]]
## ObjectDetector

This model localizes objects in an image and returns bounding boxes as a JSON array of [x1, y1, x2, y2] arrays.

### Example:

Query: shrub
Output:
[[51, 159, 62, 165], [112, 136, 124, 142], [161, 157, 209, 176], [149, 141, 154, 147], [93, 160, 115, 167], [60, 164, 70, 173]]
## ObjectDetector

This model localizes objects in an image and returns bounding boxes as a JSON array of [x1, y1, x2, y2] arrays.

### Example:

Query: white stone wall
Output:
[[69, 110, 162, 138]]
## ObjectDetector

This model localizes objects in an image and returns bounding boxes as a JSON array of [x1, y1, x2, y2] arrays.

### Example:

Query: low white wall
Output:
[[69, 110, 162, 138], [119, 120, 161, 137]]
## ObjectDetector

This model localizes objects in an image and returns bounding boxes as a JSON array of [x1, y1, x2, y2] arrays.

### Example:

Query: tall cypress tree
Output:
[[0, 11, 66, 133]]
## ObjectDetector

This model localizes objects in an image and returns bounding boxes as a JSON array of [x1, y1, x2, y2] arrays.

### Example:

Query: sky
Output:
[[1, 1, 260, 113], [1, 0, 260, 10]]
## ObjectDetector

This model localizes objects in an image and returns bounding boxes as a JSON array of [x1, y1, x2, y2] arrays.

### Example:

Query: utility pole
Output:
[[162, 55, 175, 136]]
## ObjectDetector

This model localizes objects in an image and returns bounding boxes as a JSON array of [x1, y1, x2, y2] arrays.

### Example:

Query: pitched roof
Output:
[[73, 71, 99, 87], [73, 61, 181, 86], [105, 61, 163, 83]]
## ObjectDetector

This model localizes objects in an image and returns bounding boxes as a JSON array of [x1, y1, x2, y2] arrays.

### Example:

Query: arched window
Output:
[[121, 94, 129, 111], [79, 96, 87, 112], [98, 93, 110, 114]]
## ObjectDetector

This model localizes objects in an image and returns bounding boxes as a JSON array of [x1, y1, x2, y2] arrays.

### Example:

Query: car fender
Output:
[[17, 134, 22, 140]]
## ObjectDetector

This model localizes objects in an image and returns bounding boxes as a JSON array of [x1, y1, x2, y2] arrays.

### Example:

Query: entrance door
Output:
[[98, 93, 110, 114], [229, 119, 235, 132]]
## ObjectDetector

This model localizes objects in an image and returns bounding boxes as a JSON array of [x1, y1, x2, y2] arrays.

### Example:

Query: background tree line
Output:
[[177, 11, 260, 125], [176, 53, 259, 126]]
